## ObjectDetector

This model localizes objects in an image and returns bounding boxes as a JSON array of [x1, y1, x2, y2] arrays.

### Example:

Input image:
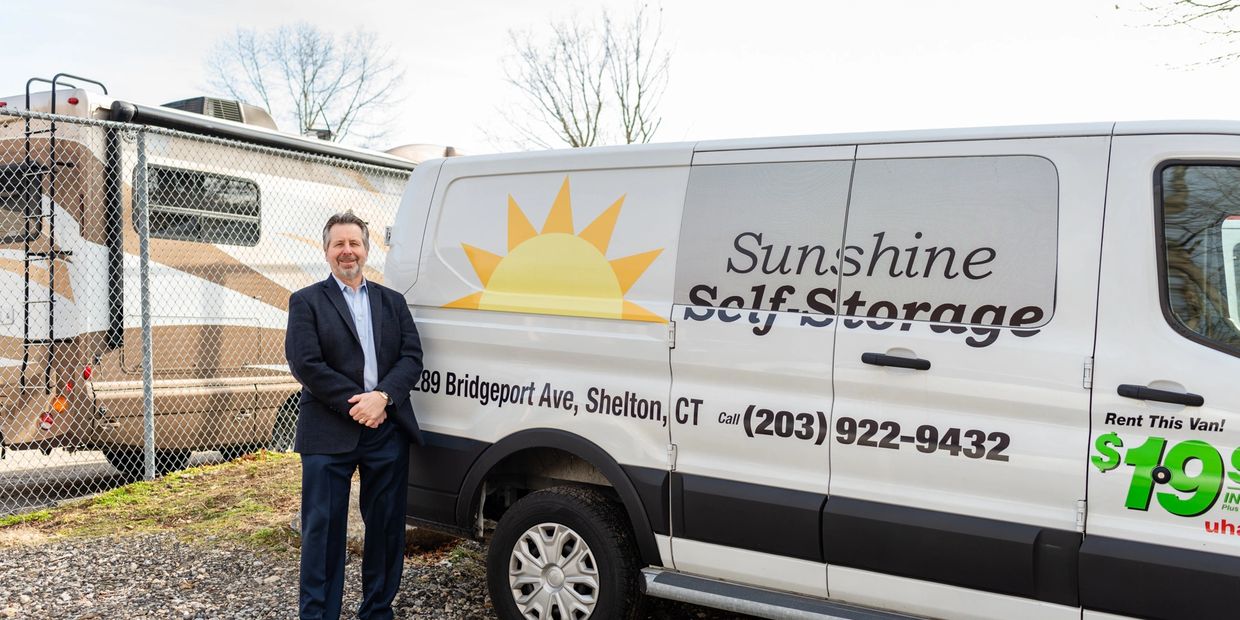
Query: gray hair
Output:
[[321, 211, 371, 251]]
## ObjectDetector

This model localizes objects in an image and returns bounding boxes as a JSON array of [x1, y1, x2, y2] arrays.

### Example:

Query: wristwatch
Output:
[[376, 390, 391, 406]]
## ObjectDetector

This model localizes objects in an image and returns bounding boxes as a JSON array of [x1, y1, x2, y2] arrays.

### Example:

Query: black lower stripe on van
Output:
[[823, 496, 1080, 607], [672, 476, 1081, 605], [622, 465, 670, 536], [672, 473, 827, 562], [406, 432, 489, 526], [1080, 534, 1240, 620]]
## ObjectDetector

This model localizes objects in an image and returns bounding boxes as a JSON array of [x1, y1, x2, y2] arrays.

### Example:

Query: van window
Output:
[[431, 169, 683, 321], [674, 161, 853, 312], [1231, 241, 1240, 322], [0, 163, 41, 243], [839, 156, 1058, 329], [1159, 164, 1240, 352], [134, 166, 261, 246]]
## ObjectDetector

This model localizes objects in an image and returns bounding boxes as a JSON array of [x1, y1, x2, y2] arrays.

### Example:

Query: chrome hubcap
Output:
[[508, 522, 599, 619]]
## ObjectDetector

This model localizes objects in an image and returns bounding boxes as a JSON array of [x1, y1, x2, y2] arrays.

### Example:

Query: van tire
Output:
[[268, 398, 298, 453], [486, 486, 642, 620], [103, 448, 191, 479], [219, 444, 260, 461]]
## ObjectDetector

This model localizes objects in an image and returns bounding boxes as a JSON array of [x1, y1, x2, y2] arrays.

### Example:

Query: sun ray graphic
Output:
[[446, 177, 665, 322]]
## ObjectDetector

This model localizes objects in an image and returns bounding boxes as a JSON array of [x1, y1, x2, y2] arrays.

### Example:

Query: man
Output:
[[285, 211, 423, 620]]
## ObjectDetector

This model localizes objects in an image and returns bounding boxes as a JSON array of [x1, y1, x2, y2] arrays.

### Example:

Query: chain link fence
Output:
[[0, 107, 411, 514]]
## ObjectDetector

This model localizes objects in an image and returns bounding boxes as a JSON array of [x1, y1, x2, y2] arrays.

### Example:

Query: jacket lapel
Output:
[[321, 276, 360, 344], [368, 282, 383, 365]]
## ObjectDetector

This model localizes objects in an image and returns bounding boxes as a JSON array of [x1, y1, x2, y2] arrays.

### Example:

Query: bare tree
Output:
[[502, 20, 609, 149], [206, 23, 404, 143], [1144, 1, 1240, 63], [497, 4, 672, 149], [606, 4, 670, 145]]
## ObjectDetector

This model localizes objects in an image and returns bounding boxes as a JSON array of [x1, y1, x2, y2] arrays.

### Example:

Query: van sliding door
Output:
[[667, 146, 853, 597], [827, 138, 1110, 619]]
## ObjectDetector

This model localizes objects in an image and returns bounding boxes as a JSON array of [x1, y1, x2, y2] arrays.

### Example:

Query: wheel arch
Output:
[[455, 428, 663, 566]]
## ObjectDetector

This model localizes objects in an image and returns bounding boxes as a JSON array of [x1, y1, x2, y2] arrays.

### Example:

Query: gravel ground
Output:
[[0, 532, 745, 619]]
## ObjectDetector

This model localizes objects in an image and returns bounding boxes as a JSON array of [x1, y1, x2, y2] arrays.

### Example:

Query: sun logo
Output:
[[446, 177, 665, 322]]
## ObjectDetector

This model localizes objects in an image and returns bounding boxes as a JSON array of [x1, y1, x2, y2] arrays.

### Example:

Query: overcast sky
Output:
[[3, 0, 1238, 153]]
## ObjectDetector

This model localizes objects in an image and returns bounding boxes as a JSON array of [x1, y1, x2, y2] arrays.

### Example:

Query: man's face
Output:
[[325, 223, 368, 284]]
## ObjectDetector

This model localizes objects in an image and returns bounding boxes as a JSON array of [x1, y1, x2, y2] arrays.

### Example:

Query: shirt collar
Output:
[[331, 273, 367, 294]]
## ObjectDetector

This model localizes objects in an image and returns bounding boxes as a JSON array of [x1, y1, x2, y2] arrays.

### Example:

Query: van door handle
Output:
[[861, 352, 931, 371], [1116, 384, 1204, 407]]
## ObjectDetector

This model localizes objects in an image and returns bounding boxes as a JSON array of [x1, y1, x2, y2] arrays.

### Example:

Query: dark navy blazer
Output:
[[285, 276, 424, 454]]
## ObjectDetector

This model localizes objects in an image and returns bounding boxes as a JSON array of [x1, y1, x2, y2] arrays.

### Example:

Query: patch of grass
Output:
[[0, 509, 51, 527], [448, 541, 482, 563], [441, 540, 487, 580], [0, 450, 303, 552], [250, 525, 300, 552], [92, 481, 155, 508]]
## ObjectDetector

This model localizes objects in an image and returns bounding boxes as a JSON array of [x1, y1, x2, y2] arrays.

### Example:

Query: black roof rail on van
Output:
[[107, 100, 417, 172]]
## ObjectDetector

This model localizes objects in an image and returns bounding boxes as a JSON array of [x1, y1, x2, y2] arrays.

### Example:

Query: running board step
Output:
[[641, 569, 924, 620]]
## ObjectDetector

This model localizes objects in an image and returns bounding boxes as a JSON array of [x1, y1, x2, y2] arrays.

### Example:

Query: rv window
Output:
[[133, 166, 260, 246], [1159, 164, 1240, 354], [0, 163, 42, 243]]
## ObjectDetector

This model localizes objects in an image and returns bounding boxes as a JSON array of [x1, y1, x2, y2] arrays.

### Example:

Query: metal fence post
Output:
[[135, 129, 155, 481]]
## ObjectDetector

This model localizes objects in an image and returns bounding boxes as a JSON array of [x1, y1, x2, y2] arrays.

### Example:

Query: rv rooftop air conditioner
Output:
[[384, 144, 461, 164], [160, 97, 278, 131]]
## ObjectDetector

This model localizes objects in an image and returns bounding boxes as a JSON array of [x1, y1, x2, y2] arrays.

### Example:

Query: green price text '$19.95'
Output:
[[1092, 433, 1240, 517]]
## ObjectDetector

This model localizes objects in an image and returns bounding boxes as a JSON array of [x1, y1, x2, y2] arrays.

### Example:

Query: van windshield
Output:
[[1160, 165, 1240, 352]]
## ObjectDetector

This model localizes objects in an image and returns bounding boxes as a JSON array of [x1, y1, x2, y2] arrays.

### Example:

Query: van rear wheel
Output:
[[219, 444, 261, 461], [267, 399, 298, 452], [486, 486, 641, 620]]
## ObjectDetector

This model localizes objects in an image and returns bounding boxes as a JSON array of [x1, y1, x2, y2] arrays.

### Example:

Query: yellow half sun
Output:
[[446, 177, 665, 322]]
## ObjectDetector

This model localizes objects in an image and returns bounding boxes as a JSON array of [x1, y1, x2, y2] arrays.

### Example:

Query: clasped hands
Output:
[[347, 391, 388, 428]]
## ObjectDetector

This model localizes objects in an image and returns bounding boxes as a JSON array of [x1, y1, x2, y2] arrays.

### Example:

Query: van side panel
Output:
[[403, 146, 693, 567]]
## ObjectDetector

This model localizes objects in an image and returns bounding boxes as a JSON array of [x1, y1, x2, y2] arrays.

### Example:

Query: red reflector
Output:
[[83, 365, 93, 380], [65, 380, 75, 391], [67, 97, 79, 105], [39, 412, 53, 431]]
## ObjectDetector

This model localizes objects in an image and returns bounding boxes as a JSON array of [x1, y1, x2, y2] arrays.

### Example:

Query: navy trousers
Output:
[[299, 423, 410, 620]]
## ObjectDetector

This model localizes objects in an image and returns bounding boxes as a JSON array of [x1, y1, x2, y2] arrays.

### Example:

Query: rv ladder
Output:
[[18, 199, 60, 394], [17, 124, 58, 395], [15, 73, 106, 394]]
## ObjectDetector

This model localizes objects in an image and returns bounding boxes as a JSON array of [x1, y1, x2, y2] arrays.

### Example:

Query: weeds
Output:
[[0, 451, 302, 552]]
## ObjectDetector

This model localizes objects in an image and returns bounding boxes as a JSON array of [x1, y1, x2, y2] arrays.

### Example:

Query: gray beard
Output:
[[336, 263, 362, 280]]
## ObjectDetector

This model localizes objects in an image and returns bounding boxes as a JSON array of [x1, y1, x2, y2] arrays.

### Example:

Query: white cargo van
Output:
[[385, 122, 1240, 620]]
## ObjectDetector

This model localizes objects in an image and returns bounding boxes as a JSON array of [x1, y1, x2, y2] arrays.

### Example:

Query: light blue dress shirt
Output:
[[333, 275, 378, 392]]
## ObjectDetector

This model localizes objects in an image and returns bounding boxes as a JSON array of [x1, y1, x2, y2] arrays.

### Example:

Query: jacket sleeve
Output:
[[375, 290, 423, 408], [285, 291, 365, 416]]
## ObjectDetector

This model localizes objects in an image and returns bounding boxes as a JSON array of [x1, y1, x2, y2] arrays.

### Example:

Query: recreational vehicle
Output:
[[0, 75, 434, 476]]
